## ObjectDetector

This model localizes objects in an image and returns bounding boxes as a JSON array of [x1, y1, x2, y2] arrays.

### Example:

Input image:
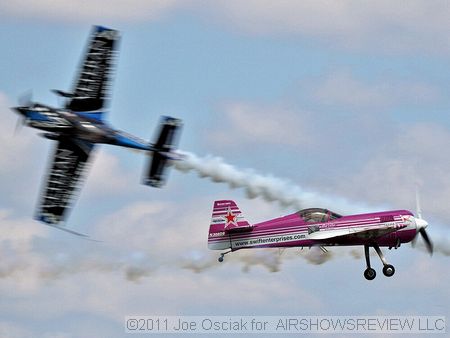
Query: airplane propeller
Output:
[[12, 90, 33, 135], [412, 188, 433, 255]]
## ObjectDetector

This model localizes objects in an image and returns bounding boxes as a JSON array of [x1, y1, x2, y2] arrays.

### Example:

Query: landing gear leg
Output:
[[218, 249, 232, 262], [373, 243, 395, 277], [363, 245, 376, 280]]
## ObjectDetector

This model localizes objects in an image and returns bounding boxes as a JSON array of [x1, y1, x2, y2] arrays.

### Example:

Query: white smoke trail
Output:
[[1, 241, 448, 284], [180, 247, 335, 274], [174, 151, 372, 214]]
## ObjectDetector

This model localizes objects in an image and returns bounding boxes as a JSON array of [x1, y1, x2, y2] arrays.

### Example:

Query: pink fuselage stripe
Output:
[[229, 228, 417, 249]]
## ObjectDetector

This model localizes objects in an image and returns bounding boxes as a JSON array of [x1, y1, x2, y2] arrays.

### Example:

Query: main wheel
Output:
[[218, 256, 224, 263], [364, 268, 376, 280], [382, 264, 395, 277]]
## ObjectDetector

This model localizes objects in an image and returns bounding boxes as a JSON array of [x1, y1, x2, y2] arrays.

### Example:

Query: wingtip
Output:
[[94, 25, 113, 32], [50, 224, 90, 238], [160, 116, 183, 127], [35, 216, 92, 239]]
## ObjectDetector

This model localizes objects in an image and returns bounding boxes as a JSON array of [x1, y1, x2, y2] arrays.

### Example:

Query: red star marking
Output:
[[223, 208, 237, 227]]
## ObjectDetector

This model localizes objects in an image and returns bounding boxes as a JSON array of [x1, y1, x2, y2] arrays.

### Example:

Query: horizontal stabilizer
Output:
[[144, 116, 183, 187], [52, 89, 74, 98]]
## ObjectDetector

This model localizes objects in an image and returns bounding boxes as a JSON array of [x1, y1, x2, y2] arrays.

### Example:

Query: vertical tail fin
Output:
[[208, 200, 252, 250]]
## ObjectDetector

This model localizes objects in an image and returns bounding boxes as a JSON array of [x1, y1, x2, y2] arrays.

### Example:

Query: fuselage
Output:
[[16, 104, 152, 151], [209, 209, 418, 251]]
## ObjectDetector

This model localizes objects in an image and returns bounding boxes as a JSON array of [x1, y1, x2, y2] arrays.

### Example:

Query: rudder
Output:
[[208, 200, 252, 250]]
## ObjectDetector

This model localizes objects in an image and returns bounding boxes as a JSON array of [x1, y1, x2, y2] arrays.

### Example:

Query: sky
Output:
[[0, 1, 450, 337]]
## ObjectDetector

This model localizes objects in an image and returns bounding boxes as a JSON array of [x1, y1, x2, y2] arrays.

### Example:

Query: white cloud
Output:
[[0, 0, 186, 22], [82, 149, 137, 197], [208, 0, 450, 54], [204, 68, 441, 158], [0, 197, 327, 333], [4, 1, 450, 54], [334, 123, 450, 223], [0, 190, 447, 336], [0, 210, 47, 252], [0, 210, 49, 292], [208, 102, 314, 148], [0, 321, 31, 338], [311, 71, 440, 110]]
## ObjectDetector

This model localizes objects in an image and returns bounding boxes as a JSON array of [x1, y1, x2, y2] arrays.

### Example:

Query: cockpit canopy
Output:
[[297, 208, 342, 223]]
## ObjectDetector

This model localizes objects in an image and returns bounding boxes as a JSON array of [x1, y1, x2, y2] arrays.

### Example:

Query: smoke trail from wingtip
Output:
[[174, 150, 370, 214]]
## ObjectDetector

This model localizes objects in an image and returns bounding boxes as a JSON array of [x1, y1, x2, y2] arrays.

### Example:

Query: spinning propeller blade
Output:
[[415, 187, 422, 220], [412, 187, 433, 255], [12, 90, 33, 135], [419, 228, 433, 255]]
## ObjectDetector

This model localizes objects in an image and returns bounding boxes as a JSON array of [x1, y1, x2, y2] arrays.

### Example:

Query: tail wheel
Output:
[[364, 268, 376, 280]]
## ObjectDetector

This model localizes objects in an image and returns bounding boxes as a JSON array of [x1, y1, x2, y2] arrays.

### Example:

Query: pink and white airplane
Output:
[[208, 200, 433, 280]]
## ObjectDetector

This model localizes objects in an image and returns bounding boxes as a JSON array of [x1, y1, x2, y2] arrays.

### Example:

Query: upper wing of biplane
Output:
[[36, 138, 95, 226], [308, 223, 407, 241], [64, 26, 120, 116]]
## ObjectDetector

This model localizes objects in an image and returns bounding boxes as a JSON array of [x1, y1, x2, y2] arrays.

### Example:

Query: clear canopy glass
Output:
[[297, 208, 342, 223]]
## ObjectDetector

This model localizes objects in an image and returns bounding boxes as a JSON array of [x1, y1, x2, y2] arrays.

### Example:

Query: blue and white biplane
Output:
[[12, 26, 182, 235]]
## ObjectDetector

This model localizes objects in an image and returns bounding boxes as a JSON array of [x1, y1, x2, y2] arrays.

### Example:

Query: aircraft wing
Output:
[[308, 223, 407, 241], [66, 26, 120, 114], [36, 138, 95, 225]]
